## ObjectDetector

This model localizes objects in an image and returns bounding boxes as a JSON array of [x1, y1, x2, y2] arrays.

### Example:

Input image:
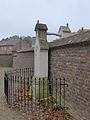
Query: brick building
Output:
[[0, 37, 31, 54], [0, 36, 32, 67]]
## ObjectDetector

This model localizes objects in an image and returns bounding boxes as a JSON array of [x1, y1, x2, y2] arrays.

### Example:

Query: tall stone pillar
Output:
[[33, 21, 49, 100]]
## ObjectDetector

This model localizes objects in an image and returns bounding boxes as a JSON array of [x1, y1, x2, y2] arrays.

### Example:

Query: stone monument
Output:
[[32, 21, 49, 100]]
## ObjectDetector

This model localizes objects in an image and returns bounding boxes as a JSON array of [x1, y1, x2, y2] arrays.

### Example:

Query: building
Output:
[[0, 36, 32, 67], [58, 23, 72, 38], [0, 37, 32, 54]]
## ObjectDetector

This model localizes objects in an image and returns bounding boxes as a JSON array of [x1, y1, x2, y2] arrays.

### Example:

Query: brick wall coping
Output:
[[17, 48, 34, 53], [0, 45, 14, 47], [49, 30, 90, 48], [0, 53, 12, 55]]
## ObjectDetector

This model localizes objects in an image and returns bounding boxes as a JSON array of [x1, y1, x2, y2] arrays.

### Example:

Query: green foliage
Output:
[[23, 36, 32, 47], [9, 35, 20, 40], [1, 35, 32, 42]]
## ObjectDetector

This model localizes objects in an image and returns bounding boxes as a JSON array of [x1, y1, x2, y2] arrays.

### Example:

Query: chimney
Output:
[[81, 27, 84, 31], [66, 23, 69, 27]]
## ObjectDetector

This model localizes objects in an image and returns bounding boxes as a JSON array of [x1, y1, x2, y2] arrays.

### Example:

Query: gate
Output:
[[4, 73, 8, 102]]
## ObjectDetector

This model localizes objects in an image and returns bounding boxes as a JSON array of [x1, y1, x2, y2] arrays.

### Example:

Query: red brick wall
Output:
[[14, 40, 30, 51], [13, 50, 34, 70], [0, 40, 30, 54], [49, 42, 90, 120], [0, 40, 31, 67], [0, 45, 13, 54], [0, 54, 13, 67]]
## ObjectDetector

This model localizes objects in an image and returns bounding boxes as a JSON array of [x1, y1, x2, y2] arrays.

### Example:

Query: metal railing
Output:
[[4, 68, 68, 113]]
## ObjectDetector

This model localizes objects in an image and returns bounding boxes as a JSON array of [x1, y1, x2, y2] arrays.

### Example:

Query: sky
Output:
[[0, 0, 90, 40]]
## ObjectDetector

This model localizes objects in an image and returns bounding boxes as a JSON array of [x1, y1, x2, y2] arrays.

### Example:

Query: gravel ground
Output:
[[0, 67, 27, 120]]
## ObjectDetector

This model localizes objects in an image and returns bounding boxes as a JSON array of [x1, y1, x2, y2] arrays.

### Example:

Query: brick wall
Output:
[[49, 42, 90, 120], [13, 50, 34, 70], [13, 40, 30, 51], [0, 45, 13, 54], [0, 40, 30, 54], [0, 54, 13, 67]]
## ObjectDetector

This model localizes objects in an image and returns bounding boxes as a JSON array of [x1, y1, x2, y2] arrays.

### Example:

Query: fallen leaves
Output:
[[7, 91, 74, 120]]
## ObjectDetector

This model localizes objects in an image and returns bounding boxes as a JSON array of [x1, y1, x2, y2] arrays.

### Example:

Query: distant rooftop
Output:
[[0, 39, 20, 46], [58, 24, 71, 33], [77, 28, 90, 33], [0, 36, 32, 47]]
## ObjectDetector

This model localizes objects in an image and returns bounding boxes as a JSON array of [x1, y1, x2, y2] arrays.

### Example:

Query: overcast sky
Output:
[[0, 0, 90, 40]]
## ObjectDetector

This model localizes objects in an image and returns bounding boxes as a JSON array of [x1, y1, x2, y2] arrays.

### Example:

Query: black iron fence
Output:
[[4, 68, 68, 113]]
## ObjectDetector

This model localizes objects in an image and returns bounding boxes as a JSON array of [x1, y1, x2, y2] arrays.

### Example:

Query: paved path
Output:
[[0, 67, 27, 120]]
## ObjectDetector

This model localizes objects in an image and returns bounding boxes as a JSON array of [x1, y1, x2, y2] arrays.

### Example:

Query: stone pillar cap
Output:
[[35, 21, 48, 31]]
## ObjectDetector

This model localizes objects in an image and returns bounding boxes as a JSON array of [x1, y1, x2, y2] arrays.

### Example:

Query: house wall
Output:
[[48, 42, 90, 120], [13, 50, 34, 70], [0, 54, 13, 67], [0, 45, 13, 54], [13, 40, 30, 51], [0, 39, 31, 67]]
